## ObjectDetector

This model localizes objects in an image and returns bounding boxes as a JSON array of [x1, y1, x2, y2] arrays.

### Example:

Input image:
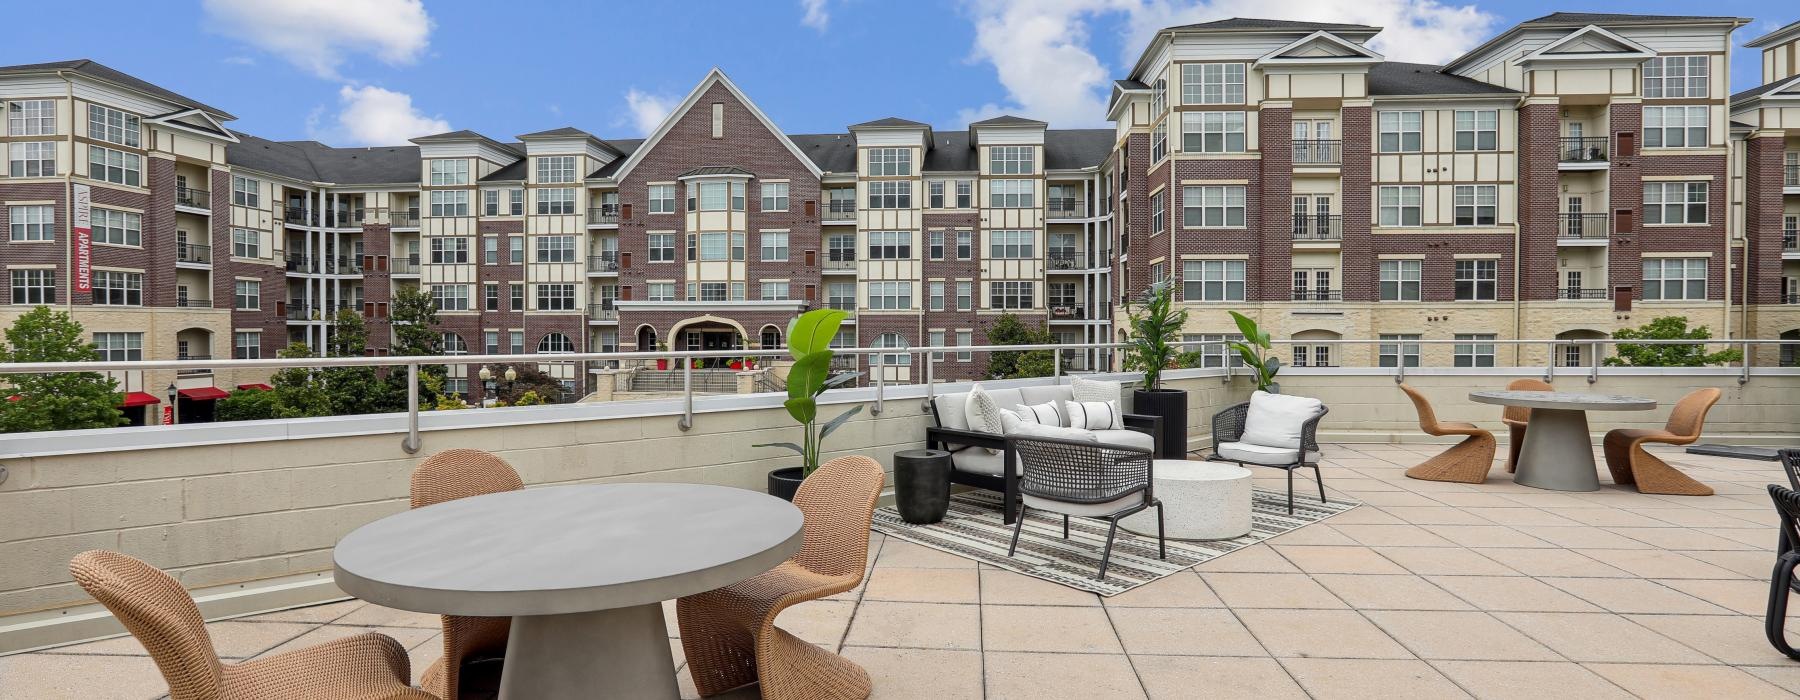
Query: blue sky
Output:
[[1, 1, 1793, 146]]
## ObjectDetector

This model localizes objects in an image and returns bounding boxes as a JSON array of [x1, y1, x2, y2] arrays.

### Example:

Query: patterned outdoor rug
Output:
[[871, 489, 1360, 596]]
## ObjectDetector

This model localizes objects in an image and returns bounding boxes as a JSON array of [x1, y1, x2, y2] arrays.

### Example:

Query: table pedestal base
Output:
[[1513, 407, 1600, 492], [500, 603, 677, 700]]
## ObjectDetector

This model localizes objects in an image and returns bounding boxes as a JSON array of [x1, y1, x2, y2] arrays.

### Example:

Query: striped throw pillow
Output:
[[1065, 399, 1123, 430], [1010, 401, 1064, 427]]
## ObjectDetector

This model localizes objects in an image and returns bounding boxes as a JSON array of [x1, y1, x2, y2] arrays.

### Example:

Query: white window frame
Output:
[[234, 331, 261, 360], [86, 104, 140, 147], [1182, 186, 1247, 228], [1181, 63, 1246, 104], [1642, 258, 1707, 301], [536, 187, 576, 215], [867, 181, 912, 209], [1453, 110, 1498, 151], [1643, 105, 1708, 148], [989, 179, 1033, 208], [1643, 55, 1708, 99], [8, 205, 53, 241], [760, 280, 790, 300], [535, 235, 576, 263], [1182, 259, 1246, 301], [91, 208, 141, 246], [92, 270, 142, 306], [429, 237, 470, 264], [760, 231, 789, 261], [1454, 334, 1497, 367], [1377, 111, 1422, 153], [1180, 111, 1246, 153], [430, 284, 471, 311], [1452, 185, 1497, 226], [956, 281, 973, 311], [988, 230, 1034, 259], [1454, 259, 1498, 301], [535, 283, 576, 311], [1379, 259, 1422, 301], [1379, 334, 1421, 368], [760, 181, 789, 211], [989, 146, 1035, 175], [866, 148, 912, 176], [866, 231, 911, 259], [231, 228, 259, 258], [1150, 191, 1165, 235], [648, 184, 676, 213], [988, 281, 1034, 310], [536, 156, 576, 184], [9, 141, 55, 177], [1644, 181, 1707, 225], [93, 332, 143, 362], [866, 281, 913, 310], [429, 190, 470, 217], [8, 100, 54, 136], [87, 145, 140, 186], [429, 159, 469, 186], [1377, 186, 1422, 227], [10, 269, 54, 304], [234, 279, 260, 310], [232, 175, 261, 207]]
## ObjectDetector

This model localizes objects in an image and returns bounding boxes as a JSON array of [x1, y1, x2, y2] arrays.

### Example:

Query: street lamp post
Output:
[[478, 365, 518, 406], [165, 382, 178, 425]]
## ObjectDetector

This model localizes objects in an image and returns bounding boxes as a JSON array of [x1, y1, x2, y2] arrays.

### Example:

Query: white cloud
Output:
[[800, 0, 831, 31], [314, 85, 450, 146], [201, 0, 433, 79], [956, 0, 1498, 127], [623, 89, 679, 137]]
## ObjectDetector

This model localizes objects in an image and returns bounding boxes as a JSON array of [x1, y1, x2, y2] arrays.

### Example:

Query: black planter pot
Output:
[[893, 449, 951, 524], [767, 466, 805, 501], [1133, 388, 1188, 459]]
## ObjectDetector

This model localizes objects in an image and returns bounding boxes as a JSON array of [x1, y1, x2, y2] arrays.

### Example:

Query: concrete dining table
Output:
[[1468, 390, 1657, 492], [333, 483, 803, 700]]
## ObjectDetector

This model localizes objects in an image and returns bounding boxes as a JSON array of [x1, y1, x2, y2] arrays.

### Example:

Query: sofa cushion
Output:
[[1241, 391, 1324, 449], [1023, 491, 1144, 518], [1008, 420, 1099, 443], [1217, 440, 1321, 466], [933, 393, 970, 430], [1071, 377, 1123, 405], [1092, 429, 1155, 453], [950, 447, 1005, 476], [985, 387, 1027, 412], [964, 386, 1006, 454], [1017, 384, 1073, 406], [1012, 401, 1064, 426], [1067, 400, 1125, 430]]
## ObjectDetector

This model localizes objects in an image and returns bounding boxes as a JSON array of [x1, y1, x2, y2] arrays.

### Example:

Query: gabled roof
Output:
[[1516, 25, 1655, 64], [1165, 17, 1379, 33], [1368, 62, 1519, 97], [1745, 18, 1800, 48], [678, 166, 754, 178], [970, 115, 1047, 127], [225, 133, 421, 184], [1255, 30, 1384, 68], [1733, 76, 1800, 104], [850, 117, 928, 129], [145, 108, 238, 142], [517, 126, 593, 138], [0, 59, 236, 119], [1520, 12, 1747, 26], [610, 68, 823, 182]]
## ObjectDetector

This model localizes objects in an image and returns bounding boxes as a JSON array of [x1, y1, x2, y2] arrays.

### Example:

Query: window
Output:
[[1151, 262, 1167, 286], [233, 279, 260, 310], [91, 208, 140, 246], [760, 231, 789, 261], [1643, 55, 1708, 99], [827, 187, 856, 214], [483, 190, 500, 216], [1180, 112, 1246, 153], [536, 156, 575, 183], [535, 236, 576, 263], [928, 231, 945, 260], [1182, 186, 1247, 227], [484, 283, 499, 311], [430, 237, 470, 264], [505, 330, 524, 355], [928, 281, 946, 311], [826, 282, 855, 310], [509, 189, 524, 215], [956, 231, 973, 260], [431, 284, 471, 311], [429, 159, 469, 186], [8, 142, 54, 177], [1453, 185, 1497, 226], [648, 184, 676, 213], [94, 332, 143, 362], [430, 190, 470, 217], [1152, 78, 1166, 115], [867, 281, 912, 310], [483, 237, 498, 264], [1379, 260, 1422, 301], [647, 282, 675, 302], [87, 146, 140, 186], [988, 230, 1034, 259], [867, 181, 912, 209], [760, 182, 789, 211], [10, 269, 54, 304], [1048, 282, 1077, 308], [956, 330, 973, 361], [694, 282, 726, 302], [1181, 334, 1246, 368], [1643, 106, 1708, 148], [1150, 191, 1166, 235], [509, 283, 524, 310], [1292, 344, 1332, 368], [956, 281, 973, 311], [1454, 334, 1497, 367], [1642, 258, 1707, 300], [1378, 334, 1421, 367], [1181, 62, 1245, 104], [870, 332, 910, 367], [1151, 120, 1167, 162], [760, 280, 789, 300], [1644, 181, 1707, 225], [827, 234, 855, 263], [956, 180, 973, 208], [1377, 111, 1422, 153], [928, 181, 946, 208], [234, 331, 261, 360], [231, 176, 261, 207], [483, 331, 500, 356], [508, 236, 524, 263], [1182, 260, 1247, 301], [536, 284, 575, 311], [1377, 186, 1422, 227], [695, 232, 727, 261], [929, 330, 946, 361], [867, 148, 912, 176], [867, 231, 911, 259], [92, 270, 141, 305], [648, 233, 675, 262], [231, 228, 258, 258], [8, 205, 53, 241], [1454, 260, 1497, 300], [536, 188, 575, 215], [1453, 110, 1498, 151], [989, 281, 1034, 309], [8, 100, 54, 135], [990, 146, 1034, 175], [86, 105, 139, 147]]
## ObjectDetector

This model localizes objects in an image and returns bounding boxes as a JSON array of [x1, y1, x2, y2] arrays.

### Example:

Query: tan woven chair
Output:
[[1602, 387, 1721, 496], [1399, 383, 1496, 484], [1501, 378, 1553, 473], [410, 448, 524, 700], [677, 455, 884, 699], [69, 550, 433, 700]]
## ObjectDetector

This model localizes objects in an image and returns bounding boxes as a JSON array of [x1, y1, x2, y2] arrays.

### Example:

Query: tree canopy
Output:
[[1603, 316, 1742, 367], [0, 307, 126, 432], [984, 313, 1056, 379]]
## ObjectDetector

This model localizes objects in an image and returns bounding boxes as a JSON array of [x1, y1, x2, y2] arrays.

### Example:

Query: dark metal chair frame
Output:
[[1208, 401, 1330, 514], [926, 399, 1160, 525], [1003, 434, 1165, 580], [1765, 479, 1800, 660]]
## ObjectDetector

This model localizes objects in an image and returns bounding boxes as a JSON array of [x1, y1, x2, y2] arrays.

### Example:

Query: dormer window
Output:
[[1643, 56, 1708, 99], [989, 146, 1035, 175], [537, 156, 576, 183], [429, 159, 469, 186], [867, 148, 912, 176]]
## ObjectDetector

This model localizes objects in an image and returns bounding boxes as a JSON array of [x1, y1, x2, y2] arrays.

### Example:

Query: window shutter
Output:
[[619, 251, 631, 269], [1616, 132, 1634, 158], [1615, 209, 1634, 233], [620, 203, 632, 220], [1613, 286, 1632, 312]]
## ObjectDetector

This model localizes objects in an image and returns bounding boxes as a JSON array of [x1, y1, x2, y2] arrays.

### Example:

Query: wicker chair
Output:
[[677, 455, 884, 699], [1500, 378, 1553, 473], [1765, 484, 1800, 660], [1601, 387, 1721, 496], [1209, 395, 1329, 514], [410, 449, 524, 700], [1006, 435, 1163, 580], [69, 550, 434, 700], [1398, 383, 1497, 484]]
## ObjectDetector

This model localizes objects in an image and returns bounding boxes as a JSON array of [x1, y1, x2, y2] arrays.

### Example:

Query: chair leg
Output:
[[1768, 552, 1800, 660], [1404, 433, 1496, 485], [1312, 463, 1327, 504], [1155, 502, 1166, 560], [1063, 514, 1070, 539], [1286, 468, 1295, 515], [1007, 504, 1029, 557], [1097, 517, 1120, 581], [1624, 443, 1714, 496]]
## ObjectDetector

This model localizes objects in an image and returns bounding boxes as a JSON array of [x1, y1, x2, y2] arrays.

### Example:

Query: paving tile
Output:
[[248, 599, 364, 624], [1362, 610, 1560, 661], [1585, 663, 1792, 699], [1511, 525, 1655, 549], [773, 599, 855, 648], [1200, 572, 1347, 609], [840, 647, 983, 700], [1262, 522, 1360, 545], [1271, 545, 1408, 574], [1103, 570, 1222, 608], [1476, 548, 1630, 578], [1430, 492, 1534, 508], [842, 601, 981, 650], [1235, 609, 1412, 659], [1633, 507, 1767, 529], [1602, 527, 1759, 551], [1432, 660, 1633, 700], [862, 566, 980, 604], [1311, 574, 1472, 611], [1109, 607, 1264, 656], [1656, 578, 1774, 616], [1457, 506, 1581, 527], [1192, 543, 1301, 573], [978, 568, 1101, 607], [1426, 524, 1555, 548], [983, 651, 1146, 700], [1551, 507, 1674, 527], [1626, 614, 1799, 666], [1378, 547, 1518, 576], [254, 624, 438, 661], [876, 540, 979, 569], [1426, 576, 1603, 613], [1131, 655, 1307, 699], [1539, 577, 1731, 615], [982, 604, 1122, 654], [1678, 549, 1778, 579], [330, 604, 441, 629], [1323, 508, 1409, 525], [1278, 658, 1472, 699], [0, 653, 170, 700], [1331, 523, 1458, 547], [1380, 506, 1499, 525], [1492, 612, 1709, 663]]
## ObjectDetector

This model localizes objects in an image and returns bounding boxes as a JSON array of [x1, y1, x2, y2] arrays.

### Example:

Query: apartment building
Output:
[[1733, 17, 1800, 367]]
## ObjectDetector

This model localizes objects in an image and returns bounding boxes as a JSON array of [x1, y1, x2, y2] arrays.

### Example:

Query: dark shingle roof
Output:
[[226, 133, 420, 184], [789, 134, 857, 173], [1745, 19, 1800, 47], [850, 117, 929, 128], [970, 115, 1047, 127], [1731, 77, 1800, 103], [410, 129, 493, 142], [517, 126, 592, 138], [1521, 12, 1745, 25], [1114, 79, 1150, 91], [1166, 17, 1379, 32], [679, 166, 754, 178], [922, 131, 975, 171], [481, 159, 528, 182], [1044, 129, 1115, 170], [1369, 62, 1519, 96], [586, 140, 643, 179], [0, 59, 235, 119]]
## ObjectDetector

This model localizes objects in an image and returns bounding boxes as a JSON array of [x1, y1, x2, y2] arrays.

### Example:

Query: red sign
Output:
[[72, 184, 92, 293], [161, 405, 174, 425]]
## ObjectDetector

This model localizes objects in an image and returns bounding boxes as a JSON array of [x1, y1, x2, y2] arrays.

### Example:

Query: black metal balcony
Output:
[[823, 201, 856, 221], [285, 255, 314, 273], [1560, 137, 1608, 163], [1048, 304, 1086, 319], [1786, 164, 1798, 188], [324, 209, 363, 228], [176, 243, 210, 264], [173, 297, 211, 308], [1784, 293, 1800, 305], [1558, 213, 1610, 240], [176, 186, 209, 209], [824, 251, 856, 270], [1561, 288, 1610, 300], [588, 253, 619, 273], [1048, 252, 1083, 270], [588, 206, 620, 225], [1785, 232, 1797, 251], [391, 208, 421, 227], [1292, 215, 1342, 241], [1047, 198, 1086, 218], [1292, 140, 1341, 165], [1292, 289, 1342, 301]]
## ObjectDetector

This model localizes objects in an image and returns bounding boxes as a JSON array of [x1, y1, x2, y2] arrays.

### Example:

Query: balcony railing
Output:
[[1048, 305, 1086, 319], [588, 306, 619, 321], [391, 257, 421, 275], [1560, 137, 1608, 163], [173, 297, 211, 308], [1558, 213, 1610, 240], [1784, 293, 1800, 305], [281, 206, 310, 225], [1292, 140, 1341, 165], [588, 254, 619, 273], [1784, 231, 1797, 251], [1292, 290, 1342, 302], [286, 255, 312, 273], [1047, 199, 1086, 218], [176, 243, 210, 264], [324, 209, 364, 228], [391, 209, 421, 227], [1786, 163, 1798, 188], [588, 206, 620, 225], [1292, 215, 1343, 241], [175, 186, 209, 209], [823, 202, 856, 221], [1048, 252, 1084, 270], [824, 254, 856, 271], [1561, 288, 1610, 300]]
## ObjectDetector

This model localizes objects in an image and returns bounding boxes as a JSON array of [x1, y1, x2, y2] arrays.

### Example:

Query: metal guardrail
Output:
[[1558, 213, 1609, 240], [1561, 137, 1608, 162], [1292, 216, 1342, 240], [587, 207, 620, 225], [1292, 140, 1341, 165], [175, 187, 209, 209], [176, 243, 210, 264]]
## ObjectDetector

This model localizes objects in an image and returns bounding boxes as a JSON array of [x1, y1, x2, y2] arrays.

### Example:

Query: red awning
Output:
[[178, 387, 231, 401], [119, 392, 161, 407], [237, 383, 273, 391]]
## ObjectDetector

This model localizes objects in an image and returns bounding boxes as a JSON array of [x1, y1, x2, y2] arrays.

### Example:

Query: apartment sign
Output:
[[72, 184, 93, 293]]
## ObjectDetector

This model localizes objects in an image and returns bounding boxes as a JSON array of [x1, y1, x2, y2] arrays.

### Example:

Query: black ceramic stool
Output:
[[893, 449, 951, 524]]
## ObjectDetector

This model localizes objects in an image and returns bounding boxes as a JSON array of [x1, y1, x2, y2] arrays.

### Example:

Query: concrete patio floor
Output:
[[4, 442, 1799, 699]]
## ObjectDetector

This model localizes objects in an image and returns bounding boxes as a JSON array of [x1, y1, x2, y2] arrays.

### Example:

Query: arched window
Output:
[[539, 332, 575, 353], [441, 332, 467, 355], [760, 325, 784, 350], [872, 332, 909, 366]]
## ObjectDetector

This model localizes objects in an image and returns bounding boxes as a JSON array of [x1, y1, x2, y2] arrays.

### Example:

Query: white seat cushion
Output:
[[950, 447, 1005, 476], [1007, 420, 1099, 443], [1071, 377, 1123, 405], [985, 387, 1027, 413], [1066, 400, 1124, 430], [1023, 491, 1145, 518], [1241, 391, 1324, 449], [1017, 385, 1072, 406], [933, 393, 970, 430], [1216, 440, 1321, 466], [1091, 429, 1154, 453]]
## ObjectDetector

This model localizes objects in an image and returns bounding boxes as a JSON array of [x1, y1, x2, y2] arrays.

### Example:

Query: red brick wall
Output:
[[1339, 107, 1375, 301], [1517, 102, 1562, 300], [1743, 134, 1787, 305]]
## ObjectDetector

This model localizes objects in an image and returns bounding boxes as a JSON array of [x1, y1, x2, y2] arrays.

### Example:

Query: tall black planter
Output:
[[1133, 388, 1188, 459], [893, 449, 951, 524], [767, 467, 805, 501]]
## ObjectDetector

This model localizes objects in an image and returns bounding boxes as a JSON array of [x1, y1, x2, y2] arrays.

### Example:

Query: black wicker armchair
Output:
[[1209, 401, 1330, 514], [1765, 483, 1800, 660], [927, 402, 1160, 525], [1005, 434, 1164, 580]]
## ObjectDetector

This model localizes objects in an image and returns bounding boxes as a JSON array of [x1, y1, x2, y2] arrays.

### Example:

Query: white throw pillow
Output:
[[1240, 390, 1324, 449], [1008, 420, 1100, 443], [1011, 401, 1064, 426], [1065, 400, 1124, 431], [1070, 376, 1122, 405], [964, 385, 1007, 453]]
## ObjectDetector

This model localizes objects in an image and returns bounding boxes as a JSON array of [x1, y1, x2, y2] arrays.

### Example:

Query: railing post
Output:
[[679, 357, 693, 431], [401, 364, 420, 454], [1053, 348, 1062, 382], [922, 352, 935, 411], [871, 355, 885, 417], [1588, 340, 1601, 384], [1740, 338, 1752, 386], [1544, 342, 1556, 383]]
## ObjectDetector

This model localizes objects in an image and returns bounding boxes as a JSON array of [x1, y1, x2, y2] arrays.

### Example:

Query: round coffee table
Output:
[[1121, 459, 1253, 540], [1469, 390, 1656, 492], [333, 483, 802, 700]]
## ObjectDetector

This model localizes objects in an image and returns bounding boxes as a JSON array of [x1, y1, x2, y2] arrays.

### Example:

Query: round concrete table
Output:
[[1469, 390, 1656, 492], [333, 483, 802, 700], [1121, 459, 1253, 540]]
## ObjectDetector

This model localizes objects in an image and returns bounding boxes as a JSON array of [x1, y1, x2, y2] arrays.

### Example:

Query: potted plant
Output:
[[1226, 311, 1281, 393], [755, 308, 863, 500], [655, 342, 669, 370], [1123, 281, 1189, 459]]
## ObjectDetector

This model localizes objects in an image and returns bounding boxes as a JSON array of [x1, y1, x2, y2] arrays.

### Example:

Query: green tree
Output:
[[480, 362, 566, 405], [984, 313, 1056, 379], [386, 286, 445, 406], [267, 342, 333, 418], [214, 388, 279, 421], [0, 307, 126, 432], [321, 310, 396, 415], [1603, 316, 1742, 367]]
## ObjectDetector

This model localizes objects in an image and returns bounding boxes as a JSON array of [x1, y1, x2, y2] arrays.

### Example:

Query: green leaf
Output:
[[786, 308, 847, 359], [786, 352, 833, 401], [1262, 355, 1282, 380], [1228, 311, 1260, 343], [1233, 345, 1262, 369], [823, 371, 863, 389], [783, 395, 818, 425], [752, 442, 807, 455], [818, 404, 863, 440]]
